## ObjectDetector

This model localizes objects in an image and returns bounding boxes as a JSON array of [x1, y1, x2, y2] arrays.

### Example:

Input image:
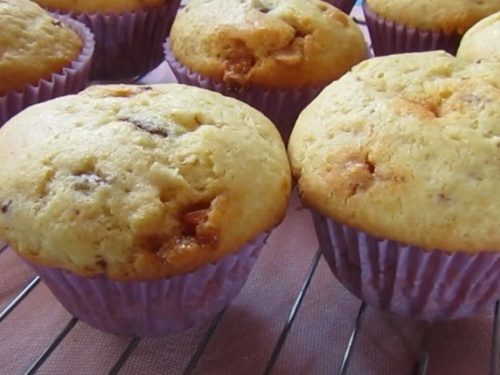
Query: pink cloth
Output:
[[0, 6, 496, 375]]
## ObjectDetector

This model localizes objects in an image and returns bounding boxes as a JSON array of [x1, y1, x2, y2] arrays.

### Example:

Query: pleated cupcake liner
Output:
[[323, 0, 357, 14], [49, 0, 181, 81], [0, 16, 94, 127], [362, 0, 462, 56], [164, 40, 326, 143], [28, 233, 269, 337], [313, 213, 500, 321]]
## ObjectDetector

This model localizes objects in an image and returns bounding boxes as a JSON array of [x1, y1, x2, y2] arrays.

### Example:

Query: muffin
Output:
[[323, 0, 357, 14], [165, 0, 368, 142], [0, 84, 291, 336], [0, 0, 94, 126], [34, 0, 181, 80], [457, 11, 500, 64], [289, 51, 500, 320], [363, 0, 500, 56]]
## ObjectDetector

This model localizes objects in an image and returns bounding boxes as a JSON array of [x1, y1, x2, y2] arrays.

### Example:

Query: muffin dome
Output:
[[33, 0, 166, 13], [170, 0, 367, 89], [458, 11, 500, 64], [289, 51, 500, 253], [0, 0, 83, 95], [0, 84, 291, 280], [365, 0, 500, 34]]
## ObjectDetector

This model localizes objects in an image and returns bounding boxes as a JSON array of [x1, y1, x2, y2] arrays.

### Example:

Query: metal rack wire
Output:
[[1, 242, 499, 375]]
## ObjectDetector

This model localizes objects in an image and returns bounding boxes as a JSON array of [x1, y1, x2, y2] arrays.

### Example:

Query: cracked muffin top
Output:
[[170, 0, 367, 89], [33, 0, 166, 13], [289, 51, 500, 253], [366, 0, 500, 34], [458, 11, 500, 64], [0, 84, 291, 280], [0, 0, 82, 95]]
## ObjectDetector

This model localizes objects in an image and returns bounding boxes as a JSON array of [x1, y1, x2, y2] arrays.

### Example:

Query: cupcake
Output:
[[0, 0, 94, 126], [165, 0, 368, 142], [0, 84, 291, 336], [323, 0, 357, 15], [289, 51, 500, 320], [34, 0, 181, 80], [363, 0, 500, 56], [457, 11, 500, 64]]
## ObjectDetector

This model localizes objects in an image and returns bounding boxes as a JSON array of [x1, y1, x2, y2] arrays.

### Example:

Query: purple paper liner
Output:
[[28, 233, 269, 337], [312, 213, 500, 321], [362, 0, 462, 56], [323, 0, 356, 15], [164, 40, 325, 143], [0, 16, 94, 127], [50, 0, 181, 81]]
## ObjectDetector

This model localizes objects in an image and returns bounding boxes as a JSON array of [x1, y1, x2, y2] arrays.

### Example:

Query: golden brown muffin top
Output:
[[289, 51, 500, 253], [366, 0, 500, 34], [170, 0, 367, 89], [0, 84, 291, 281], [0, 0, 82, 95], [33, 0, 166, 13], [458, 11, 500, 64]]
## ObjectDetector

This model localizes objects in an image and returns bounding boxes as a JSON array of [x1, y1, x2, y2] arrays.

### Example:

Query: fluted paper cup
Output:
[[49, 0, 181, 80], [28, 234, 268, 337], [363, 0, 462, 56], [313, 213, 500, 320]]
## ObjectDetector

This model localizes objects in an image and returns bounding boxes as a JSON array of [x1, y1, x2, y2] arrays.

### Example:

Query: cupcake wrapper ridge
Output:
[[363, 0, 462, 56], [51, 0, 181, 81], [29, 234, 268, 337], [324, 0, 357, 15], [0, 16, 94, 126], [313, 213, 500, 321]]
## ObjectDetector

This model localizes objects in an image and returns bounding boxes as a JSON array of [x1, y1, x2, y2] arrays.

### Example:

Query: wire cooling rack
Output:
[[1, 237, 500, 375], [1, 5, 499, 375]]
